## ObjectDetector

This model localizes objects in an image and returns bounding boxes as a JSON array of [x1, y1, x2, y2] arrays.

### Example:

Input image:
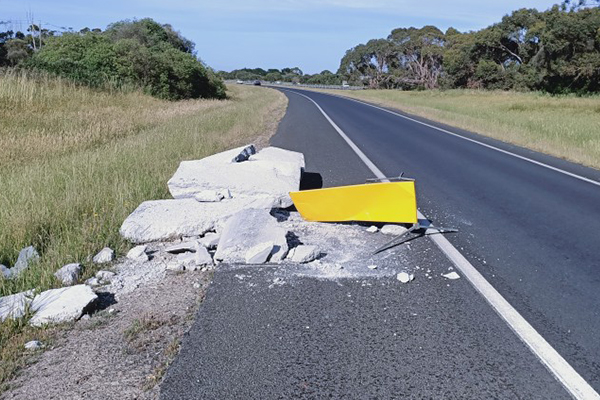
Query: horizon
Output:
[[3, 0, 560, 74]]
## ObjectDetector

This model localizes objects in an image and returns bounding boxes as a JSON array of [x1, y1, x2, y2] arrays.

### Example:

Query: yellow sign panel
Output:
[[289, 181, 418, 224]]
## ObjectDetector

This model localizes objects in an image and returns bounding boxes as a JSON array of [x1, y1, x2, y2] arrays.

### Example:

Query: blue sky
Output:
[[2, 0, 560, 74]]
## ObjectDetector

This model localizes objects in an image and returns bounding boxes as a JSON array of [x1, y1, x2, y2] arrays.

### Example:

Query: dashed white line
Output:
[[283, 88, 600, 400]]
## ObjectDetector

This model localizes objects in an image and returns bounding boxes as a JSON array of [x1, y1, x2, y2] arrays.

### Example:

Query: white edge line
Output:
[[283, 88, 600, 400], [290, 87, 600, 188]]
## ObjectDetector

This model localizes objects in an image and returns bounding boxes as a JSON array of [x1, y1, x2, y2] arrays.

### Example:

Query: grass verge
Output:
[[312, 88, 600, 170], [0, 70, 287, 388]]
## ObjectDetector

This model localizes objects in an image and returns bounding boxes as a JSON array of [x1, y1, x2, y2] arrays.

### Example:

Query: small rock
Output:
[[81, 314, 91, 321], [0, 290, 35, 321], [85, 277, 100, 287], [24, 340, 43, 350], [366, 226, 379, 233], [219, 189, 232, 199], [165, 242, 197, 254], [232, 144, 256, 162], [381, 225, 408, 236], [92, 247, 114, 264], [397, 271, 414, 283], [11, 246, 40, 277], [177, 252, 197, 269], [96, 270, 115, 283], [29, 285, 98, 327], [1, 264, 11, 278], [126, 245, 148, 261], [194, 245, 214, 266], [166, 260, 185, 271], [194, 190, 225, 202], [245, 242, 274, 264], [442, 271, 460, 280], [367, 265, 377, 270], [193, 282, 201, 289], [54, 263, 81, 286], [286, 245, 320, 263], [199, 233, 220, 249]]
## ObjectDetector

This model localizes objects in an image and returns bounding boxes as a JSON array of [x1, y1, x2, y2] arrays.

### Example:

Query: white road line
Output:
[[297, 88, 600, 188], [284, 88, 600, 400]]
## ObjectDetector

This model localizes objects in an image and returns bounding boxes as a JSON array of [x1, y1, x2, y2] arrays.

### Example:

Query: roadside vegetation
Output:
[[315, 88, 600, 169], [0, 70, 286, 388]]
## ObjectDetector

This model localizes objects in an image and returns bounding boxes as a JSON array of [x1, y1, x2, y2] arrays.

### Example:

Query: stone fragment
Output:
[[24, 340, 43, 350], [167, 145, 304, 208], [232, 144, 256, 162], [381, 225, 409, 236], [214, 208, 288, 263], [11, 246, 40, 277], [126, 245, 148, 261], [166, 260, 185, 272], [85, 277, 100, 287], [367, 265, 378, 270], [194, 245, 214, 266], [286, 245, 320, 264], [29, 285, 97, 327], [199, 233, 220, 249], [366, 226, 379, 233], [0, 290, 35, 321], [165, 242, 197, 254], [54, 263, 81, 286], [194, 190, 224, 202], [93, 247, 114, 264], [397, 271, 415, 283], [1, 264, 10, 278], [96, 270, 115, 283], [442, 271, 460, 280], [120, 197, 269, 244], [177, 252, 197, 268], [245, 242, 274, 264]]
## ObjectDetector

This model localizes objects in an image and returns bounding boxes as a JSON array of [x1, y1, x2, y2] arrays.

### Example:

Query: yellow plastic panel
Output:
[[289, 181, 418, 224]]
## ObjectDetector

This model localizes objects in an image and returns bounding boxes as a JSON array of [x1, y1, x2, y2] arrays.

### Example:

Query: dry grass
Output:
[[0, 70, 287, 389], [313, 88, 600, 170]]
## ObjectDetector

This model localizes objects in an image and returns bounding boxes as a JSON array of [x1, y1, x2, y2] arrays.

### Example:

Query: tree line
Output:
[[0, 18, 225, 100], [218, 67, 345, 85], [339, 5, 600, 93]]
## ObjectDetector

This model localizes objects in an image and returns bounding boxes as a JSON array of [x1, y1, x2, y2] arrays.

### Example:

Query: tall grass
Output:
[[0, 70, 287, 296], [315, 89, 600, 170]]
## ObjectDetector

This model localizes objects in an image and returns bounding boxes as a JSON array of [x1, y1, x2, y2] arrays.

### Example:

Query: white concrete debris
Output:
[[165, 241, 198, 254], [442, 271, 461, 280], [96, 270, 115, 284], [1, 264, 10, 278], [214, 208, 288, 263], [10, 246, 40, 277], [85, 277, 100, 287], [93, 247, 114, 264], [167, 145, 304, 208], [29, 285, 97, 327], [367, 265, 378, 270], [24, 340, 43, 350], [366, 226, 379, 233], [54, 263, 81, 286], [397, 271, 415, 283], [120, 197, 271, 244], [194, 245, 214, 266], [199, 233, 220, 249], [286, 245, 320, 264], [126, 245, 148, 261], [194, 190, 225, 202], [0, 290, 35, 321], [245, 242, 274, 264], [381, 225, 409, 236], [166, 260, 185, 272]]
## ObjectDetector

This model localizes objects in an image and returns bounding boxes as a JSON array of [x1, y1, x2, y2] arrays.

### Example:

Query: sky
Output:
[[2, 0, 560, 74]]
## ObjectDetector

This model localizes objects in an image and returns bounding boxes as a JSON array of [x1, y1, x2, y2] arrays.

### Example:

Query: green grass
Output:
[[0, 70, 286, 388], [314, 89, 600, 170]]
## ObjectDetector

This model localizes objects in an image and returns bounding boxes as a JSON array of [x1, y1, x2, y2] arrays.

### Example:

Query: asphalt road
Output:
[[160, 87, 599, 399]]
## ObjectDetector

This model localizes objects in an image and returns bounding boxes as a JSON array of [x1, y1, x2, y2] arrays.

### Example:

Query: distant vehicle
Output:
[[236, 80, 243, 84], [253, 80, 261, 86], [342, 81, 350, 88], [275, 81, 281, 84]]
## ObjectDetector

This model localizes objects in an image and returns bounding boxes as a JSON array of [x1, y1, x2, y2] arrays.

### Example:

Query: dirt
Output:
[[1, 250, 211, 400]]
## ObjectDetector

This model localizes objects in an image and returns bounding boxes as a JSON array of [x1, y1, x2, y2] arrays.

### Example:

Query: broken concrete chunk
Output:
[[396, 271, 414, 283], [199, 233, 220, 249], [194, 190, 225, 202], [167, 145, 304, 208], [442, 271, 460, 280], [24, 340, 43, 350], [85, 277, 100, 287], [232, 144, 256, 162], [120, 198, 266, 244], [214, 208, 288, 263], [366, 226, 379, 233], [381, 225, 409, 236], [287, 245, 320, 264], [165, 241, 198, 254], [93, 247, 114, 264], [54, 263, 81, 286], [126, 245, 148, 260], [245, 242, 274, 264], [95, 270, 115, 284], [367, 265, 378, 270], [1, 264, 11, 278], [29, 285, 97, 327], [166, 260, 185, 272], [0, 290, 35, 321], [11, 246, 40, 277], [194, 245, 214, 266]]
